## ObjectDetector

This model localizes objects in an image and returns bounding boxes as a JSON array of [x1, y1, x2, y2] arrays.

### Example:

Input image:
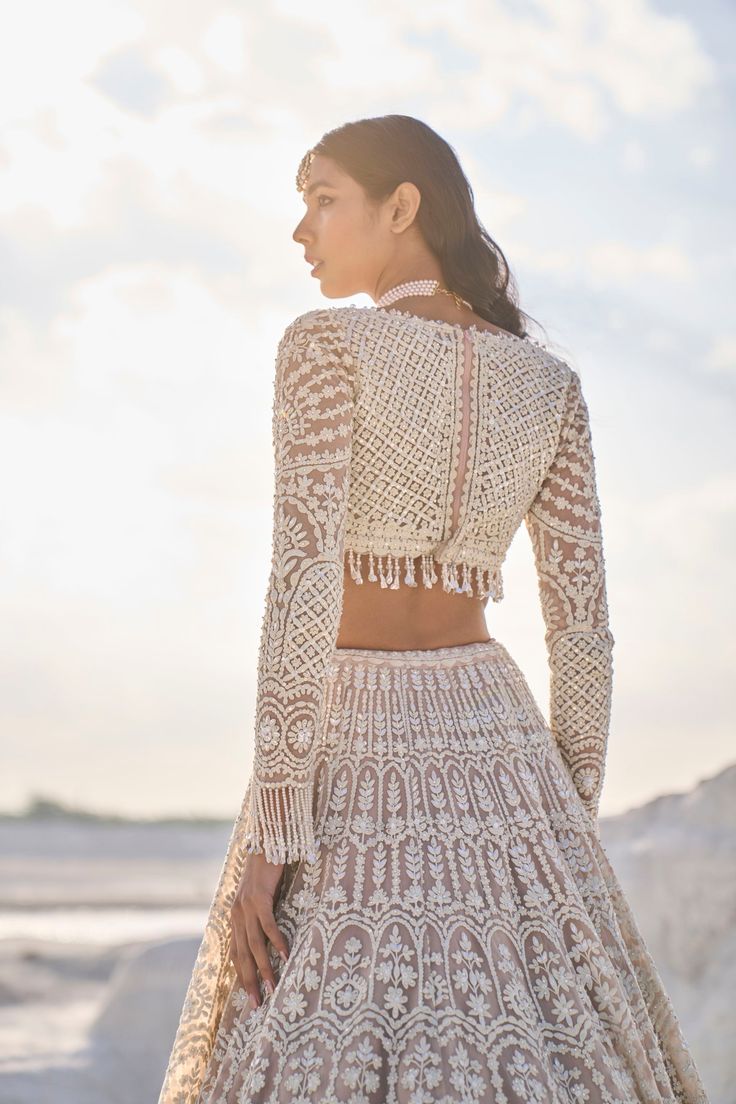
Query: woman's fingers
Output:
[[229, 903, 245, 989], [230, 902, 260, 1008], [230, 897, 287, 1009], [245, 905, 276, 998], [228, 855, 289, 1010], [260, 908, 290, 966], [228, 927, 247, 992]]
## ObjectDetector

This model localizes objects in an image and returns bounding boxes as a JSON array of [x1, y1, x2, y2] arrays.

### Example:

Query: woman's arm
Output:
[[243, 309, 355, 865], [524, 369, 615, 821]]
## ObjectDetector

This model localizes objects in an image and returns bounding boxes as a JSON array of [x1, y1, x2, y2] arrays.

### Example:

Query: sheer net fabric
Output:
[[242, 314, 355, 866], [157, 308, 708, 1103], [241, 307, 614, 868], [523, 370, 614, 820], [195, 644, 707, 1103]]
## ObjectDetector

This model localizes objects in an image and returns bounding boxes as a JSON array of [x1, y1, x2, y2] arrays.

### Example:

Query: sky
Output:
[[1, 0, 734, 819]]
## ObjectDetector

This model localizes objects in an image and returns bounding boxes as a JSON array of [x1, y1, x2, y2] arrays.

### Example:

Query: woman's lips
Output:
[[310, 261, 323, 275]]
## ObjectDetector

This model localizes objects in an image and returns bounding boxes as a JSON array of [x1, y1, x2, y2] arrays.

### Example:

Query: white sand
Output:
[[1, 767, 733, 1103]]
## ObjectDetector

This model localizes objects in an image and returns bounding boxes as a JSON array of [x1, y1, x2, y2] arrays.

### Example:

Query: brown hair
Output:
[[296, 114, 545, 341]]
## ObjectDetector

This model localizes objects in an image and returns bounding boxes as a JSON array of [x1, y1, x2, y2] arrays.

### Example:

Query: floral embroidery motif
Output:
[[237, 307, 616, 867], [157, 309, 707, 1104], [160, 645, 707, 1104]]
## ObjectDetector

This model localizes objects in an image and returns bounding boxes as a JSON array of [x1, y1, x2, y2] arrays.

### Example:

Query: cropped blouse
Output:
[[242, 305, 615, 865]]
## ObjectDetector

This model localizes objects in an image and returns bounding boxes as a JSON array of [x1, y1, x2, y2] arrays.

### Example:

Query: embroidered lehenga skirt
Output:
[[159, 639, 708, 1104]]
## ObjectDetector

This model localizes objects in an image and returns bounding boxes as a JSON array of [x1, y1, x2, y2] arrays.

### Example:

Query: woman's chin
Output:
[[319, 282, 345, 301]]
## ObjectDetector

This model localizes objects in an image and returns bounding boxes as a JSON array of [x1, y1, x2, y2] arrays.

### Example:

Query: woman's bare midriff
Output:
[[335, 554, 492, 651], [333, 300, 508, 652]]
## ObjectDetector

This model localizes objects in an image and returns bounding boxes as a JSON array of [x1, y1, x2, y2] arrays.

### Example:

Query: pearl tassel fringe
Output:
[[345, 549, 504, 602]]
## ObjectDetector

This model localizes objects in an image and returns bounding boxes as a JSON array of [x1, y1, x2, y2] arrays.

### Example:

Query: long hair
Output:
[[296, 114, 544, 341]]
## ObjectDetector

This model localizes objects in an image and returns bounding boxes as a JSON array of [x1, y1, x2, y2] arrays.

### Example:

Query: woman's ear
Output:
[[389, 181, 421, 233]]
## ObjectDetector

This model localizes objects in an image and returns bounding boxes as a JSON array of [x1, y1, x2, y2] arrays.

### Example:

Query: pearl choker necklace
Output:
[[376, 279, 472, 311]]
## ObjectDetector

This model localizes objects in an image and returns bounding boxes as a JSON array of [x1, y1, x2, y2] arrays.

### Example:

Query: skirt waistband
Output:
[[332, 637, 506, 669]]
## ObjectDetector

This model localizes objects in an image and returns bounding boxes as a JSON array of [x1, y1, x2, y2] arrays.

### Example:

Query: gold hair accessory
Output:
[[296, 149, 316, 192]]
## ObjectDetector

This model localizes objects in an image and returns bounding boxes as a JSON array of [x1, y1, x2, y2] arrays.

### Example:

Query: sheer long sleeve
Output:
[[524, 369, 614, 821], [243, 311, 355, 865]]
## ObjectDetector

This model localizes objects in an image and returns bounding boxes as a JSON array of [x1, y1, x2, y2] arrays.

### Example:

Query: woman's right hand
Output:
[[229, 851, 290, 1010]]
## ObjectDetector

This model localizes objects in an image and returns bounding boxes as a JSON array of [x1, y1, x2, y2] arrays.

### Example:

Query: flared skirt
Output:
[[158, 638, 708, 1104]]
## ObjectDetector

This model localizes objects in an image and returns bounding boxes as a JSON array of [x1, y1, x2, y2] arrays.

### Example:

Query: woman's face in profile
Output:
[[292, 153, 390, 300]]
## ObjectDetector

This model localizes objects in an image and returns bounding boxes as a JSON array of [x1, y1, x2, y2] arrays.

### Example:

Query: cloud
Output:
[[704, 335, 736, 377], [588, 241, 693, 283], [90, 47, 170, 116], [0, 0, 731, 816]]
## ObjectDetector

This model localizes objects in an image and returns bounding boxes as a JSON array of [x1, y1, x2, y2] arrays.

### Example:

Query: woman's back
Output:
[[247, 299, 613, 863], [329, 304, 575, 649]]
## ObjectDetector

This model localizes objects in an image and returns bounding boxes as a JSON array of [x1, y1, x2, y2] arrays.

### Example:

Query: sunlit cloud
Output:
[[1, 0, 731, 816]]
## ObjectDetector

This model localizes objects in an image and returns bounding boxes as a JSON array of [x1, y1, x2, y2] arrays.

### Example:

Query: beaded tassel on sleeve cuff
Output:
[[243, 777, 322, 866]]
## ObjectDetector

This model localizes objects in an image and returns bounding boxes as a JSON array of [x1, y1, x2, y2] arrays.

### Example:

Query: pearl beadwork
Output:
[[376, 280, 473, 311]]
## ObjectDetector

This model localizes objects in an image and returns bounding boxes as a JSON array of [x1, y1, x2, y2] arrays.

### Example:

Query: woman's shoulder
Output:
[[282, 305, 358, 336], [281, 305, 576, 381], [279, 306, 401, 361]]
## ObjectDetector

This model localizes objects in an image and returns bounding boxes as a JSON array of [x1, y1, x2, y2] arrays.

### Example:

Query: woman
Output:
[[158, 116, 708, 1103]]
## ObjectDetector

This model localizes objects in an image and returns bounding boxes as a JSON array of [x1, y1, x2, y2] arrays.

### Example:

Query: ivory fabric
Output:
[[243, 306, 615, 868], [161, 642, 708, 1103], [157, 307, 708, 1102]]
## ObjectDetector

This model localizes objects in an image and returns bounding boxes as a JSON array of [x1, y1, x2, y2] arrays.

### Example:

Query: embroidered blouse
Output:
[[242, 305, 615, 865]]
